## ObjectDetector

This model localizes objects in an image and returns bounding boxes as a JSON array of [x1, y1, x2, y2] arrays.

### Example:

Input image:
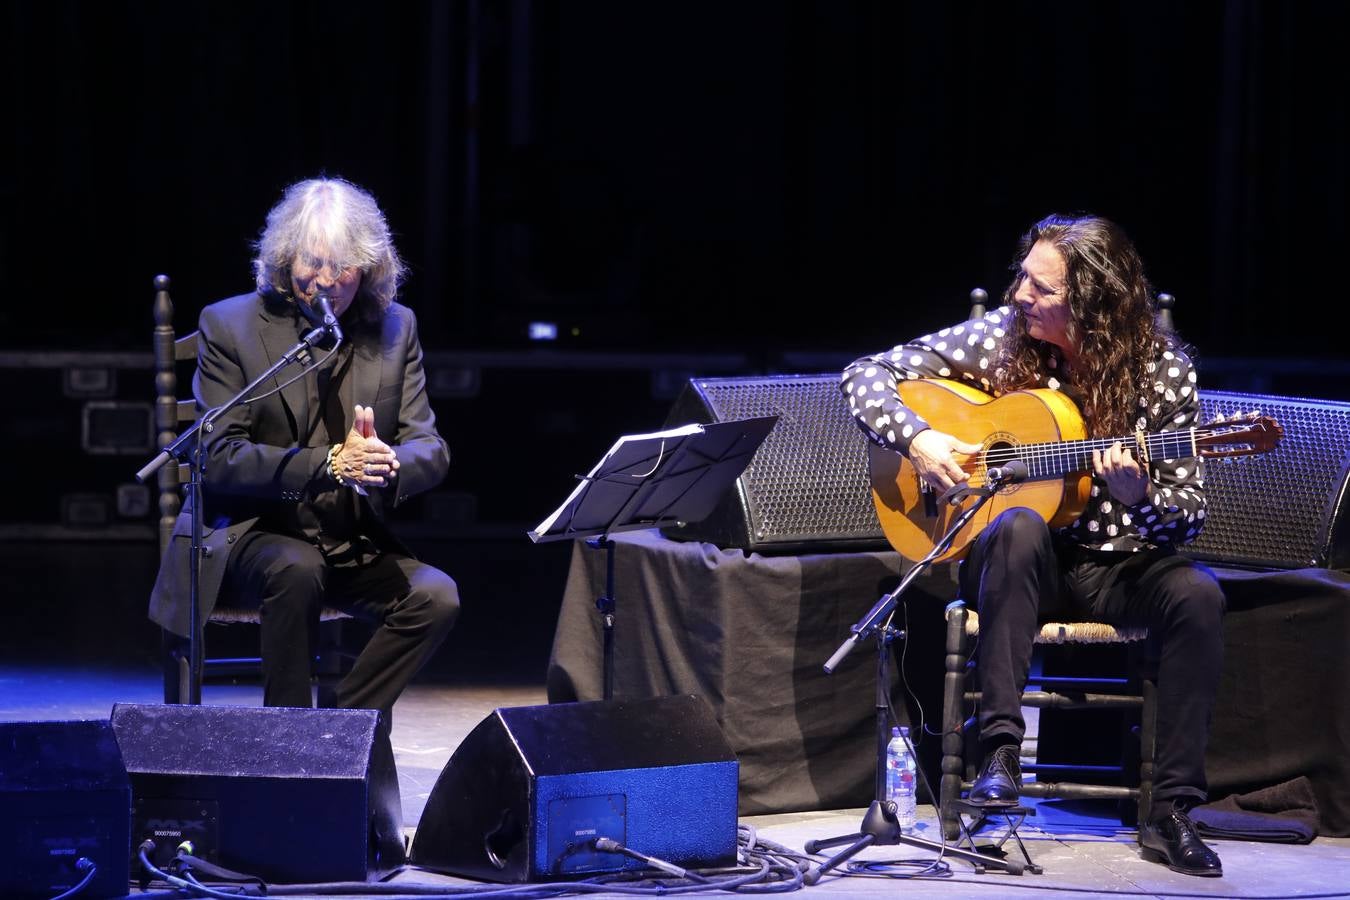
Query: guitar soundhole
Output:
[[983, 437, 1020, 486]]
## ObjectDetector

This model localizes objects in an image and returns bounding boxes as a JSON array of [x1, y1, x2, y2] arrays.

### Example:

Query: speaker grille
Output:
[[1, 721, 130, 899], [663, 376, 1350, 567], [410, 695, 738, 883], [664, 374, 884, 551], [110, 703, 403, 884], [1187, 391, 1350, 569]]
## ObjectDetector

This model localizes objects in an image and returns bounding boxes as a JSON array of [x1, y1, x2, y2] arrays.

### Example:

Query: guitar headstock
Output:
[[1196, 411, 1283, 458]]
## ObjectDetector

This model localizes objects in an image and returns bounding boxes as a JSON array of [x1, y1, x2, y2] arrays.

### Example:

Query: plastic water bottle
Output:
[[885, 725, 918, 831]]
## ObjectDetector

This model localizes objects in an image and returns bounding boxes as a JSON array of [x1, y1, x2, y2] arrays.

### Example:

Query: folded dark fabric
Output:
[[1190, 776, 1320, 844]]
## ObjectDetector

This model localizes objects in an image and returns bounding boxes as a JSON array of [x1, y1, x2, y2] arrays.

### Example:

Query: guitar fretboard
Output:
[[985, 430, 1199, 481]]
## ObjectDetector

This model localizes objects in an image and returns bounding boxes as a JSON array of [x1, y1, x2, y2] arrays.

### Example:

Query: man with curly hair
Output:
[[841, 214, 1225, 876], [150, 177, 458, 725]]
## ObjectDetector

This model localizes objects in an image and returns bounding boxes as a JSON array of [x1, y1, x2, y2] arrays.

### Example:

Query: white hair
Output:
[[252, 177, 406, 312]]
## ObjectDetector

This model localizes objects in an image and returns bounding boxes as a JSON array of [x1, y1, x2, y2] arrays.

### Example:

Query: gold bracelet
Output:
[[327, 443, 343, 482]]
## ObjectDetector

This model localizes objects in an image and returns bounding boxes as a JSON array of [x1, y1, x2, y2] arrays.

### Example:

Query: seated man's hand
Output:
[[1093, 442, 1149, 506], [357, 404, 400, 481], [334, 405, 398, 490]]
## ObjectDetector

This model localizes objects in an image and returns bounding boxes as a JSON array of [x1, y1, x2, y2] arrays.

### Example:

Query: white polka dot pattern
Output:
[[840, 306, 1208, 553]]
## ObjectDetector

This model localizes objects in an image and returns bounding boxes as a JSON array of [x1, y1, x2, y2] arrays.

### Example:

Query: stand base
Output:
[[948, 799, 1043, 875], [803, 800, 1032, 883]]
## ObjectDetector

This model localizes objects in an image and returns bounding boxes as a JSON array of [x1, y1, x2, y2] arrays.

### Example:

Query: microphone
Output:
[[986, 459, 1028, 485], [315, 294, 343, 343]]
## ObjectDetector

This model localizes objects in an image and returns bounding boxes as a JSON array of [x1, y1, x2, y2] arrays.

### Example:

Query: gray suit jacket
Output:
[[149, 291, 449, 637]]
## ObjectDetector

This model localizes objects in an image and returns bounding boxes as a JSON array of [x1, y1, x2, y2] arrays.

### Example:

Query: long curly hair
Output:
[[993, 214, 1169, 437], [252, 177, 406, 326]]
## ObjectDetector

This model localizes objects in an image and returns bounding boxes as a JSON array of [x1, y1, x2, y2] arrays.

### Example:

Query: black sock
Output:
[[1151, 796, 1198, 822], [980, 734, 1020, 759]]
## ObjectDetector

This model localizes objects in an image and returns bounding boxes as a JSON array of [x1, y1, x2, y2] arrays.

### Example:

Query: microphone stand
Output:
[[806, 472, 1029, 882], [136, 322, 335, 704]]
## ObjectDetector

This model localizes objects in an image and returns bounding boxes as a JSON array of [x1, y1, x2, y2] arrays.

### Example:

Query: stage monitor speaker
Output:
[[0, 720, 130, 899], [109, 703, 402, 884], [660, 374, 887, 553], [1188, 391, 1350, 569], [409, 694, 739, 883]]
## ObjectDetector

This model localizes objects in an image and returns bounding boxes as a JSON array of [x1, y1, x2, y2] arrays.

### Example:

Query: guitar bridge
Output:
[[922, 483, 938, 518]]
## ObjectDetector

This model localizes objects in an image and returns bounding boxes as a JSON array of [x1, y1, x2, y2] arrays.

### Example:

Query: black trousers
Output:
[[959, 508, 1226, 805], [224, 530, 460, 721]]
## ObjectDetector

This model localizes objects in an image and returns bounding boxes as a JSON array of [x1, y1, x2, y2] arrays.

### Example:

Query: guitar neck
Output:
[[1009, 430, 1198, 480]]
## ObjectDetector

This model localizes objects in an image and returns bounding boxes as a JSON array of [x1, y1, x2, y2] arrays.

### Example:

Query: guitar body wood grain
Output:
[[867, 378, 1093, 563]]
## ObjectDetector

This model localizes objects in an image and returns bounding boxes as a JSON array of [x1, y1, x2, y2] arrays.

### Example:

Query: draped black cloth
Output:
[[1203, 567, 1350, 836], [547, 530, 1350, 834], [545, 529, 958, 815]]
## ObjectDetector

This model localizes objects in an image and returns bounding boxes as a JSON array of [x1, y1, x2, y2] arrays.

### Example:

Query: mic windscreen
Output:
[[989, 460, 1029, 483], [315, 294, 343, 342]]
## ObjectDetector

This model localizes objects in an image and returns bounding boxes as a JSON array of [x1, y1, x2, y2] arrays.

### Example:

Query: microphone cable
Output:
[[149, 824, 808, 897], [137, 840, 260, 900], [47, 857, 95, 900], [589, 836, 711, 883]]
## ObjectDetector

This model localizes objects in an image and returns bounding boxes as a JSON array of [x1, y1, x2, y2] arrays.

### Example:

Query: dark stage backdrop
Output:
[[3, 1, 1348, 359], [4, 3, 1349, 677]]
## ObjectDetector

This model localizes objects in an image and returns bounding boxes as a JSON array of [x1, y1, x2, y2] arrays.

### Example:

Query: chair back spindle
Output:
[[153, 275, 180, 557]]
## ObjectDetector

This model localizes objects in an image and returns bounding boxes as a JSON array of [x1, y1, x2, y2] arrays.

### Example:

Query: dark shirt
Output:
[[258, 314, 379, 566]]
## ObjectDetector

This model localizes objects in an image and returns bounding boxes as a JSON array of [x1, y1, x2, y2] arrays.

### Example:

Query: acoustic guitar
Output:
[[868, 378, 1283, 563]]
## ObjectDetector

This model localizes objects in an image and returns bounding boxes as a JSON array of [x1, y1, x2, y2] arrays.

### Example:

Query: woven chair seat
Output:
[[208, 606, 352, 625], [964, 609, 1147, 644]]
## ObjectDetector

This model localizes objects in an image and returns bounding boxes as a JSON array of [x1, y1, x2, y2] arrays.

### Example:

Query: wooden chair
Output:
[[938, 600, 1156, 839], [152, 275, 350, 706]]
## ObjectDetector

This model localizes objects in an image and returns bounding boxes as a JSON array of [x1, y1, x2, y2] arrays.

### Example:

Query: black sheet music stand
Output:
[[529, 415, 777, 699]]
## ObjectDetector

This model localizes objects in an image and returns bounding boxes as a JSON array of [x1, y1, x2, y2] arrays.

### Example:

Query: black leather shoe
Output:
[[967, 743, 1021, 807], [1139, 808, 1223, 877]]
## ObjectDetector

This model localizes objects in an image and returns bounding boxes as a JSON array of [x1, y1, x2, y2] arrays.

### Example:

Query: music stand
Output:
[[529, 415, 777, 699]]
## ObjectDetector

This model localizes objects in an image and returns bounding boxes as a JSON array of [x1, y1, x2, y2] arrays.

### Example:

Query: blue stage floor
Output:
[[3, 657, 1349, 899]]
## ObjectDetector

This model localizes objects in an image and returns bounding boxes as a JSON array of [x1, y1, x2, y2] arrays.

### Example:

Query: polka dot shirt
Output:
[[840, 306, 1207, 553]]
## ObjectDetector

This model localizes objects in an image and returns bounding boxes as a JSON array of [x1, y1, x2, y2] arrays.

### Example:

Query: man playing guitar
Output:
[[841, 214, 1226, 877]]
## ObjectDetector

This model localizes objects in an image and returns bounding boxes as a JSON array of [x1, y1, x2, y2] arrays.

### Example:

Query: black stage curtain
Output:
[[549, 530, 1350, 834], [6, 2, 1349, 361]]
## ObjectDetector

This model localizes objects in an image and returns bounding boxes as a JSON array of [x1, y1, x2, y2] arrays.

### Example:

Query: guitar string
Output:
[[965, 445, 1254, 474], [951, 425, 1268, 477], [971, 438, 1233, 468]]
